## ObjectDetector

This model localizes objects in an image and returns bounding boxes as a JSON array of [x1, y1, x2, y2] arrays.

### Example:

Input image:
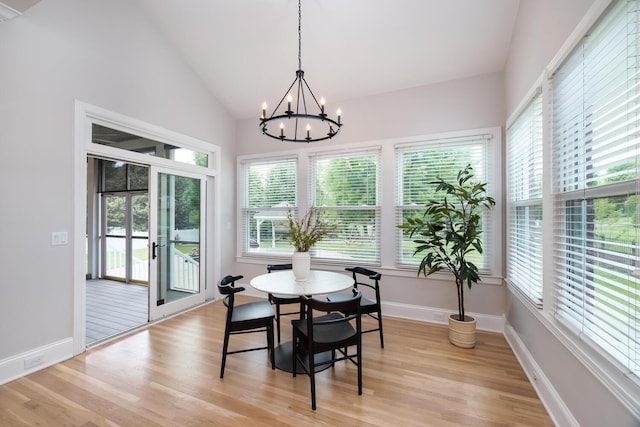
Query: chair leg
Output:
[[308, 346, 316, 410], [357, 342, 362, 395], [292, 329, 298, 377], [267, 321, 275, 370], [220, 328, 230, 379], [378, 310, 384, 348], [275, 303, 281, 343]]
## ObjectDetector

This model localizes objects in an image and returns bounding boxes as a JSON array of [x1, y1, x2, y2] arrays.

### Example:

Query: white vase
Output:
[[292, 251, 311, 281]]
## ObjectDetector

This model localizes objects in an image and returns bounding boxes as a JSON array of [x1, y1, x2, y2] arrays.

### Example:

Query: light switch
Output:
[[51, 231, 69, 246]]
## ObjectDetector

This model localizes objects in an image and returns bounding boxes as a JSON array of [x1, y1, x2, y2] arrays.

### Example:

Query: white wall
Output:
[[503, 0, 596, 114], [235, 72, 507, 328], [0, 0, 235, 369], [503, 0, 638, 425]]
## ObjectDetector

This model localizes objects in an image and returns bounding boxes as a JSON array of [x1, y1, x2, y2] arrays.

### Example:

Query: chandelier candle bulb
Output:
[[337, 109, 342, 125], [320, 97, 325, 115], [280, 122, 284, 138], [287, 94, 292, 113], [262, 102, 267, 119], [306, 124, 311, 139]]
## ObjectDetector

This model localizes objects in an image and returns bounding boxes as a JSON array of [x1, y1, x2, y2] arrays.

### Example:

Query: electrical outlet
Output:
[[24, 355, 44, 370]]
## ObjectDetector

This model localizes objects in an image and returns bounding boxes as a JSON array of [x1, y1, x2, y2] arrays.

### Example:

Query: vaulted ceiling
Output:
[[136, 0, 521, 120], [3, 0, 521, 120]]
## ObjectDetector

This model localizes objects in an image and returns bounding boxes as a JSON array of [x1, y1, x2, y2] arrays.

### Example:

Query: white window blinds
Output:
[[506, 92, 544, 306], [240, 157, 297, 256], [310, 149, 380, 264], [396, 136, 494, 272], [552, 0, 640, 375]]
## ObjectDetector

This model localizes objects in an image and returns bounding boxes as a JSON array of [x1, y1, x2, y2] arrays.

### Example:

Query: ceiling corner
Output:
[[0, 0, 39, 21]]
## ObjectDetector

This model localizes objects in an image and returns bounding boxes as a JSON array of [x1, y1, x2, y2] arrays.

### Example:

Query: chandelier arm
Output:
[[267, 77, 299, 119], [297, 76, 307, 115], [300, 76, 323, 111], [293, 107, 299, 138]]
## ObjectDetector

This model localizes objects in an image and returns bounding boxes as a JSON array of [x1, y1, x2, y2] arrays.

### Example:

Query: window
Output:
[[396, 134, 494, 272], [240, 157, 297, 256], [506, 92, 544, 306], [552, 0, 639, 375], [239, 150, 381, 264], [92, 123, 209, 167], [100, 160, 149, 192], [310, 149, 380, 264], [239, 130, 500, 271]]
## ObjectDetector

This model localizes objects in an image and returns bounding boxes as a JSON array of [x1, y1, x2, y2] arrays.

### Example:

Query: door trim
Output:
[[73, 100, 220, 355]]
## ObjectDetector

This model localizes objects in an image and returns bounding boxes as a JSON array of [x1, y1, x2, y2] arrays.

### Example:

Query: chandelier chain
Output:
[[298, 0, 302, 71]]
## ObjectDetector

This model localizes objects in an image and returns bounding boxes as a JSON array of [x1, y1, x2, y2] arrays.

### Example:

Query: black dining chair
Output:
[[327, 266, 384, 348], [267, 263, 302, 343], [292, 289, 362, 410], [218, 274, 275, 378]]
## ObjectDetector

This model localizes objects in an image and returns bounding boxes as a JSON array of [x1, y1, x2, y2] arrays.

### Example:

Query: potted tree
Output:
[[286, 206, 335, 281], [398, 164, 495, 348]]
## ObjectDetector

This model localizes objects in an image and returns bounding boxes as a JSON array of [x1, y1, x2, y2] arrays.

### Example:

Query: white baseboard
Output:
[[381, 301, 505, 333], [504, 324, 578, 427], [0, 338, 74, 386], [242, 285, 504, 333]]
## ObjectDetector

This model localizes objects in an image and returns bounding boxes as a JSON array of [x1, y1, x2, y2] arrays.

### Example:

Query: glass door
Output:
[[102, 192, 149, 283], [149, 167, 206, 320], [130, 193, 150, 283], [103, 193, 127, 281]]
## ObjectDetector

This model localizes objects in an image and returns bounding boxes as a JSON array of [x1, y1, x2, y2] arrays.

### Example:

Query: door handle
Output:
[[152, 242, 158, 259]]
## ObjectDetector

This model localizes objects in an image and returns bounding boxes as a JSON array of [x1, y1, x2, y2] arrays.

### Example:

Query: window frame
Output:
[[309, 148, 381, 265], [504, 0, 640, 408], [505, 90, 544, 306], [237, 129, 502, 283], [394, 130, 500, 276], [237, 147, 382, 265], [550, 0, 640, 381], [238, 155, 298, 258]]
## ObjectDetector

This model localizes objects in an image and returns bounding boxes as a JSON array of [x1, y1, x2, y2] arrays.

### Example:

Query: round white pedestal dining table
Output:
[[250, 269, 353, 296], [250, 269, 354, 372]]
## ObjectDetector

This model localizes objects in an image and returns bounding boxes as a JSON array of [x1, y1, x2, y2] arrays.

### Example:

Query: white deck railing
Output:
[[105, 243, 199, 292], [170, 249, 199, 292]]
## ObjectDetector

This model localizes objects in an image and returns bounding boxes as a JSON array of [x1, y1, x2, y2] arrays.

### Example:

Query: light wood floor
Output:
[[0, 295, 553, 426]]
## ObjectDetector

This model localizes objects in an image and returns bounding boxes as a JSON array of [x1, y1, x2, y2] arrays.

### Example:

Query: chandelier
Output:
[[259, 0, 342, 143]]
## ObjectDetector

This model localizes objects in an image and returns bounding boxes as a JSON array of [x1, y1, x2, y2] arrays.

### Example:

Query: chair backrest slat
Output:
[[267, 263, 293, 273], [303, 289, 362, 327], [346, 266, 381, 298], [217, 274, 245, 309]]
